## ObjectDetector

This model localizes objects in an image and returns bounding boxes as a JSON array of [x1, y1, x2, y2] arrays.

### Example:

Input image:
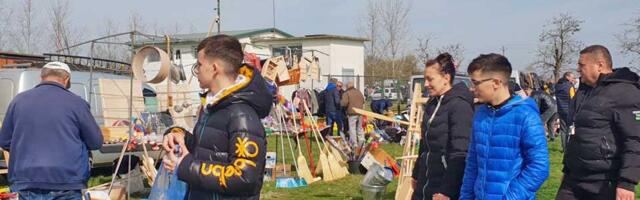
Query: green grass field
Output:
[[260, 136, 640, 200]]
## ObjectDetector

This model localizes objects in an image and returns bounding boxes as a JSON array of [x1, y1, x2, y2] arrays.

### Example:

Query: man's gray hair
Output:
[[563, 72, 574, 78], [41, 68, 70, 79]]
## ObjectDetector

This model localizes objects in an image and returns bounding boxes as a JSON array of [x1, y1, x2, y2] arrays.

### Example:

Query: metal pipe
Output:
[[88, 42, 95, 106], [56, 31, 134, 53], [126, 31, 135, 200]]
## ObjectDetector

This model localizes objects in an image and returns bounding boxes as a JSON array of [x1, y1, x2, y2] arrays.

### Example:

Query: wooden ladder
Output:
[[395, 83, 428, 200]]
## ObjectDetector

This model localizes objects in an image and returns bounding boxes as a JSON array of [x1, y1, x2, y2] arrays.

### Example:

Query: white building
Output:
[[133, 28, 367, 101]]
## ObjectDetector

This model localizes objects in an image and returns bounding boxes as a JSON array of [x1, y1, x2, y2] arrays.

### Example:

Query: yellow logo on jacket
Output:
[[199, 136, 259, 188]]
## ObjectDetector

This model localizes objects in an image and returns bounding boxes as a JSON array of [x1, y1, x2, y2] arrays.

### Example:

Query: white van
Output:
[[0, 68, 163, 168]]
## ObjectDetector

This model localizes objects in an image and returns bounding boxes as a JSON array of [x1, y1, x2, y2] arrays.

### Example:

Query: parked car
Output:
[[408, 74, 472, 99], [383, 87, 399, 100]]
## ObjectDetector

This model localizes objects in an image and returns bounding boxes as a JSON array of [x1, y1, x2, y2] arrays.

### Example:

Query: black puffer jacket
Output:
[[554, 77, 573, 115], [529, 90, 557, 123], [564, 67, 640, 191], [411, 83, 474, 200], [177, 65, 272, 200]]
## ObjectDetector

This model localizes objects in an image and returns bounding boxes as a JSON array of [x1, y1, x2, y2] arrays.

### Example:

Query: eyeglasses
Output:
[[471, 78, 494, 87], [191, 62, 201, 77]]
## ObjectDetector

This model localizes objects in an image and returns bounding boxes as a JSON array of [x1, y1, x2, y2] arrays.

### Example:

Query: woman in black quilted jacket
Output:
[[412, 53, 474, 200]]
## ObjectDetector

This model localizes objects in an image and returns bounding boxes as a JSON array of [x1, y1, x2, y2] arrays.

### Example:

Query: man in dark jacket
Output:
[[0, 62, 103, 199], [527, 87, 558, 141], [163, 35, 272, 200], [556, 45, 640, 200], [324, 78, 343, 136], [337, 81, 350, 136], [554, 72, 576, 151], [340, 82, 366, 146]]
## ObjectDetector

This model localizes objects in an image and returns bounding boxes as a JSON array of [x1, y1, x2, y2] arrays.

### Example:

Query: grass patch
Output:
[[2, 136, 640, 199], [261, 138, 640, 199]]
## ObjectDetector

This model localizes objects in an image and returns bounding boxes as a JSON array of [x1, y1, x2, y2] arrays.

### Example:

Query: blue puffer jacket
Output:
[[459, 96, 550, 200]]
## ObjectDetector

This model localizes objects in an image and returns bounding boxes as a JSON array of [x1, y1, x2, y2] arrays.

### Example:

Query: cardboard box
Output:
[[85, 183, 126, 200], [272, 164, 292, 179], [360, 152, 381, 170]]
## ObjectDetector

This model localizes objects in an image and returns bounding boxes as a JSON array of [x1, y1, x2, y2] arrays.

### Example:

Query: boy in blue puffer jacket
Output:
[[460, 54, 550, 200]]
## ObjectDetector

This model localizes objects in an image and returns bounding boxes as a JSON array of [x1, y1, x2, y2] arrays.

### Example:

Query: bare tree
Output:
[[0, 0, 13, 50], [49, 0, 77, 54], [93, 19, 130, 62], [380, 0, 411, 79], [617, 13, 640, 72], [536, 13, 583, 81], [359, 0, 412, 86], [13, 0, 42, 54], [437, 43, 465, 67], [415, 34, 434, 65], [129, 12, 148, 33], [359, 0, 383, 84], [359, 0, 383, 58]]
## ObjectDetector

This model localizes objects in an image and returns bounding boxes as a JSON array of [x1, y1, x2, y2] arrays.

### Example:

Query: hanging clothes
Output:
[[308, 89, 319, 114], [295, 88, 311, 113], [244, 52, 262, 71]]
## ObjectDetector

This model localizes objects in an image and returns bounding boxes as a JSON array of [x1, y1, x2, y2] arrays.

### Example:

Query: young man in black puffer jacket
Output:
[[163, 35, 272, 200], [557, 45, 640, 200]]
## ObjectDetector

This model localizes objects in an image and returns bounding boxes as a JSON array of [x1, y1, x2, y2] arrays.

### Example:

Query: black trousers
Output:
[[555, 177, 616, 200], [558, 112, 569, 152]]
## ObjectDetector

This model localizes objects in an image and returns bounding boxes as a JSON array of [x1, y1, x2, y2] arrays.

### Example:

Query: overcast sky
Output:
[[4, 0, 639, 71]]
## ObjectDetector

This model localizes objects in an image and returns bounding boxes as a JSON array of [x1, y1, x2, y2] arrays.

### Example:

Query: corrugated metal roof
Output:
[[252, 34, 369, 43], [132, 28, 294, 46]]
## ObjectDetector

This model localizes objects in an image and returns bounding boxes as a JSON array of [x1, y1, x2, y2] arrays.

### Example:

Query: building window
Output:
[[0, 79, 14, 116], [69, 83, 88, 101], [342, 68, 354, 84]]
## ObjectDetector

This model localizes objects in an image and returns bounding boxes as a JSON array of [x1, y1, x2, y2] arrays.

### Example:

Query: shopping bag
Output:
[[148, 164, 187, 200]]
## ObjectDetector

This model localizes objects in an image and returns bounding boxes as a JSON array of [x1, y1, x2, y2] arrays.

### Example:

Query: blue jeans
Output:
[[18, 189, 82, 200], [326, 111, 343, 136]]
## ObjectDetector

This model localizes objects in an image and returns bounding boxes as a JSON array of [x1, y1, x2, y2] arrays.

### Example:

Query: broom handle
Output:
[[291, 105, 303, 155], [278, 106, 288, 176], [278, 105, 299, 173], [302, 101, 326, 153], [301, 111, 316, 176], [107, 138, 130, 196], [302, 100, 329, 148]]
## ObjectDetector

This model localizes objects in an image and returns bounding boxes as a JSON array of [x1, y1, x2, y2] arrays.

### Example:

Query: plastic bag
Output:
[[148, 164, 187, 200]]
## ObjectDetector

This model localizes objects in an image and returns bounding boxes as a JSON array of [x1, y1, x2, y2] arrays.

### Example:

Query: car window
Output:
[[0, 79, 14, 117], [69, 83, 88, 101]]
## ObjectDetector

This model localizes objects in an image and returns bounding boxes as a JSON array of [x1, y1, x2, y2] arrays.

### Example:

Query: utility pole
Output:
[[501, 46, 506, 56], [217, 0, 221, 34], [272, 0, 276, 34]]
